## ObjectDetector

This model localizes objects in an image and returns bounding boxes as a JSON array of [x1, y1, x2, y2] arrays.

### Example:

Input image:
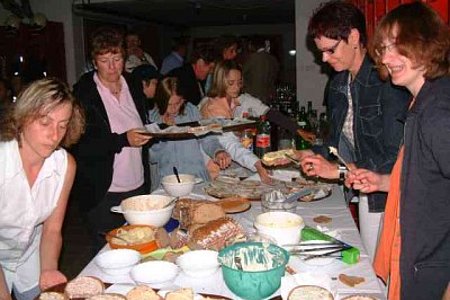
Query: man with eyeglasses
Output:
[[294, 1, 411, 264]]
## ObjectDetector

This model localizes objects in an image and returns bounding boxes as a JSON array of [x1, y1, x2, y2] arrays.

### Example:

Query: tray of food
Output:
[[137, 123, 222, 139], [203, 176, 332, 201]]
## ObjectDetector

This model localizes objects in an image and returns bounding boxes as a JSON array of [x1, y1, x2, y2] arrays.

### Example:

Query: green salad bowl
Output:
[[218, 242, 289, 300]]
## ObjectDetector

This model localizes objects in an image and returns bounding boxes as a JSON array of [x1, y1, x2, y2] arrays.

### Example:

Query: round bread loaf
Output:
[[126, 285, 162, 300], [64, 276, 104, 299], [288, 285, 334, 300], [38, 292, 68, 300], [86, 293, 127, 300]]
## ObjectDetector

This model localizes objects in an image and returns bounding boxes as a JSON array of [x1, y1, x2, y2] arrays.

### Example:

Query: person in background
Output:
[[168, 46, 215, 106], [346, 3, 450, 299], [148, 77, 231, 190], [160, 37, 188, 75], [0, 78, 85, 300], [132, 64, 162, 111], [243, 36, 279, 103], [200, 60, 271, 183], [125, 31, 158, 73], [295, 1, 411, 261], [205, 35, 239, 94], [70, 27, 152, 253]]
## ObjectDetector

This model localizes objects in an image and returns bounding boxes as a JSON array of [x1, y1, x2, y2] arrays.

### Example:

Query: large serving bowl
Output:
[[254, 211, 304, 246], [161, 174, 196, 197], [95, 249, 140, 276], [110, 194, 175, 227], [218, 242, 289, 300]]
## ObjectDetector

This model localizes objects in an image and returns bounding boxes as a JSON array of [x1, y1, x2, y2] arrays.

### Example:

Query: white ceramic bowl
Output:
[[110, 195, 175, 227], [176, 250, 220, 278], [95, 249, 140, 276], [254, 211, 304, 246], [161, 174, 196, 197], [130, 261, 179, 286]]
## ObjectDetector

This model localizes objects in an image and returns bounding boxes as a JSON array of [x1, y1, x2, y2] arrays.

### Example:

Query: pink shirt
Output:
[[94, 73, 144, 192]]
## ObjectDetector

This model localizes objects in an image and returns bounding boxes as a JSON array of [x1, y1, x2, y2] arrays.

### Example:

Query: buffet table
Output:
[[78, 178, 387, 300]]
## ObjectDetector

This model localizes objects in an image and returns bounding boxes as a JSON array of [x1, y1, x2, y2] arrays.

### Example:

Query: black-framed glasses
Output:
[[375, 42, 397, 57], [320, 40, 342, 55]]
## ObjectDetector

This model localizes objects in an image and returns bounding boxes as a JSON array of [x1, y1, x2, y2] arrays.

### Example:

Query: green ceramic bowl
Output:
[[218, 242, 289, 300]]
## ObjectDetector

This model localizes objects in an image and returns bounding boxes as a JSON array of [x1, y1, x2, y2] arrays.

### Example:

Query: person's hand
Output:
[[255, 161, 272, 184], [214, 151, 231, 169], [162, 114, 176, 125], [346, 169, 390, 193], [293, 149, 315, 160], [128, 47, 144, 59], [297, 129, 316, 144], [39, 270, 67, 291], [127, 128, 152, 147], [300, 154, 338, 179]]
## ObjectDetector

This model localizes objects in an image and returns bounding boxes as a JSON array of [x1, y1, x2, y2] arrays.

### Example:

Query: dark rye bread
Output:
[[188, 217, 245, 251]]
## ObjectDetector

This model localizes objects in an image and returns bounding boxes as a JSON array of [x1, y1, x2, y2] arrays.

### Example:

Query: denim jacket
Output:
[[314, 55, 411, 212]]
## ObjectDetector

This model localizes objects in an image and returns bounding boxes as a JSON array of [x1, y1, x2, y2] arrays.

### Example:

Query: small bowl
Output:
[[254, 211, 304, 246], [161, 174, 196, 197], [130, 261, 179, 287], [176, 250, 220, 278], [106, 225, 159, 254], [95, 249, 140, 276], [218, 242, 289, 300], [111, 194, 175, 227]]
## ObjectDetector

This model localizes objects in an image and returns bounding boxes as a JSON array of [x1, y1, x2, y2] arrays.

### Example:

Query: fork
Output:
[[284, 153, 301, 167]]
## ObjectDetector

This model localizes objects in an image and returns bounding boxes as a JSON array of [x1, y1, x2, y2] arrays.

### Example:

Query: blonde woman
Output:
[[0, 78, 85, 300]]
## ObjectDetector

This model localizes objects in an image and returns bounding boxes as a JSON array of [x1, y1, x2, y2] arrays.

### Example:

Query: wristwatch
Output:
[[338, 165, 348, 182]]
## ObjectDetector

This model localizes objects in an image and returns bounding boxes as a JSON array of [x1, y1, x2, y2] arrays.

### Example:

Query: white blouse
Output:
[[0, 140, 68, 292]]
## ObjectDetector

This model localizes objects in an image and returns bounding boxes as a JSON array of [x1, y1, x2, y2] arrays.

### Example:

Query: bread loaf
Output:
[[38, 292, 68, 300], [164, 288, 194, 300], [126, 285, 162, 300], [188, 217, 245, 251], [64, 276, 104, 299], [86, 293, 127, 300], [173, 198, 225, 230]]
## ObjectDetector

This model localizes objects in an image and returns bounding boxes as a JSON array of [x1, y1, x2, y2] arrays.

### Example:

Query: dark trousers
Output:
[[85, 184, 147, 255]]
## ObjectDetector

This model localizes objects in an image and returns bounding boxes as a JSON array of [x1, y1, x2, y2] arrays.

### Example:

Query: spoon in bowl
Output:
[[173, 166, 181, 183]]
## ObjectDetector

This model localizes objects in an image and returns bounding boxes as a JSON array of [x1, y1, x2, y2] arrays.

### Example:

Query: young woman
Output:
[[200, 60, 272, 183], [0, 78, 85, 300], [347, 3, 450, 299], [148, 77, 230, 190]]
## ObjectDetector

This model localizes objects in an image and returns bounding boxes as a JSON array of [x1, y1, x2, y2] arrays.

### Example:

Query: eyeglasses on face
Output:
[[375, 42, 397, 57], [320, 39, 342, 55]]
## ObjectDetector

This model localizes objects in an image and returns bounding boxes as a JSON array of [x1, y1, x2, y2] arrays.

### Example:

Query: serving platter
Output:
[[204, 176, 332, 201]]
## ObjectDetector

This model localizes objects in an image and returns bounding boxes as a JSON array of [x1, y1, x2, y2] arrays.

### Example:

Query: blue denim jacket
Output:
[[314, 55, 411, 212]]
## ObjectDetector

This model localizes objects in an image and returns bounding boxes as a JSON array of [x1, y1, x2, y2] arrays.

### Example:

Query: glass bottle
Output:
[[296, 106, 311, 150], [255, 115, 271, 158]]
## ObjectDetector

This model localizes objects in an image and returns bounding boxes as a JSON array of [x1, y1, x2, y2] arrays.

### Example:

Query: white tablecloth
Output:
[[78, 177, 386, 300]]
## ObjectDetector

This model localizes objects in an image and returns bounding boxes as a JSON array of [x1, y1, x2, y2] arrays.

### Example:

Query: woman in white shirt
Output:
[[0, 78, 85, 300]]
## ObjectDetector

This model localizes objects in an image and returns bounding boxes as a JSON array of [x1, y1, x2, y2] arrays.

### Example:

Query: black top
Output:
[[167, 64, 204, 106], [399, 76, 450, 300], [70, 71, 150, 212]]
